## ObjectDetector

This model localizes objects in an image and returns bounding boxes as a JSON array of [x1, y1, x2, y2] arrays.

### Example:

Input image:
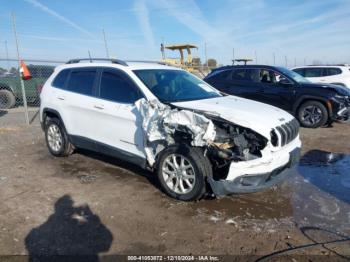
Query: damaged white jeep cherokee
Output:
[[40, 58, 301, 201]]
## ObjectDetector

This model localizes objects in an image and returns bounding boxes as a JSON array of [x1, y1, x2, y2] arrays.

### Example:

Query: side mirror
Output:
[[279, 78, 293, 85]]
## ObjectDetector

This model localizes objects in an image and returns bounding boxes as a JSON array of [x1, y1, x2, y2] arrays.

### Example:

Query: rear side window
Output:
[[293, 68, 305, 76], [208, 69, 232, 80], [99, 70, 141, 103], [325, 68, 342, 76], [304, 68, 323, 77], [52, 69, 70, 89], [67, 70, 96, 96], [231, 69, 247, 80]]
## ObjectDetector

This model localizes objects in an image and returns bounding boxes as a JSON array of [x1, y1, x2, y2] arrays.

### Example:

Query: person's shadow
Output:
[[25, 195, 113, 262]]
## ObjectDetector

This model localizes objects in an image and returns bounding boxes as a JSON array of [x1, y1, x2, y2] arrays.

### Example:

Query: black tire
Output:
[[156, 144, 212, 201], [0, 89, 16, 109], [45, 117, 73, 157], [297, 100, 328, 128]]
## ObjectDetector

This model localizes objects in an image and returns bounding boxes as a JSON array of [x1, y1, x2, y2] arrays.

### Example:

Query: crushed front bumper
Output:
[[208, 145, 301, 196]]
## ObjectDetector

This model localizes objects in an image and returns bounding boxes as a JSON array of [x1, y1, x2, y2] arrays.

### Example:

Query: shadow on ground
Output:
[[25, 195, 113, 262], [76, 148, 162, 191]]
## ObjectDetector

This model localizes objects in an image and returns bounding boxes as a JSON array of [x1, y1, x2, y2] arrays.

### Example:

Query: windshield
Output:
[[133, 69, 222, 103], [277, 67, 311, 84]]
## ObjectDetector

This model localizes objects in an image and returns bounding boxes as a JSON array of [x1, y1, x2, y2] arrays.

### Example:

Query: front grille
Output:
[[273, 118, 299, 147]]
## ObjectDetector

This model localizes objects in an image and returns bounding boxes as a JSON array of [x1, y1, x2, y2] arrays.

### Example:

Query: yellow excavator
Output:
[[161, 44, 205, 76]]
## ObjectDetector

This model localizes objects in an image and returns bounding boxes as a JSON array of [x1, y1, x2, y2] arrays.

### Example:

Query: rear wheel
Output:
[[45, 118, 73, 157], [298, 100, 328, 128], [0, 89, 16, 109], [156, 144, 212, 201]]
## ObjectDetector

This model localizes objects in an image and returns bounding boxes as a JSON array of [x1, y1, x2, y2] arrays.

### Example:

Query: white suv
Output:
[[292, 66, 350, 88], [40, 58, 301, 201]]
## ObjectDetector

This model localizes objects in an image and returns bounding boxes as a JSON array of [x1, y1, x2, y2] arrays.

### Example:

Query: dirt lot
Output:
[[0, 114, 349, 261]]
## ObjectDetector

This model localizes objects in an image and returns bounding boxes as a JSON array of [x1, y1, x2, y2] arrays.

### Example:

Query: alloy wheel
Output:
[[47, 124, 63, 152], [162, 154, 196, 194]]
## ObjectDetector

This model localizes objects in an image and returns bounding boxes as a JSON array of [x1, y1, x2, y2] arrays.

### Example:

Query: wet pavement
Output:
[[182, 150, 350, 234]]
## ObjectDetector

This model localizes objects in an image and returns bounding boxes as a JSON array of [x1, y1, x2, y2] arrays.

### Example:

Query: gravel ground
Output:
[[0, 114, 349, 261]]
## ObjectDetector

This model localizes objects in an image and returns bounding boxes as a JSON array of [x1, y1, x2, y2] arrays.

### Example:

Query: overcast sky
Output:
[[0, 0, 349, 67]]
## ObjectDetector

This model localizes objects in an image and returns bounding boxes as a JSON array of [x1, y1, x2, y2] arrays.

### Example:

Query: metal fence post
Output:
[[12, 13, 29, 125]]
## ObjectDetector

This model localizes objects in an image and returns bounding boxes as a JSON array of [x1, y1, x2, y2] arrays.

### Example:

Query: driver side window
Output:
[[259, 69, 292, 85], [99, 70, 142, 104]]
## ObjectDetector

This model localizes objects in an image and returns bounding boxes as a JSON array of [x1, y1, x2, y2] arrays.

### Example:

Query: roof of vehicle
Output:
[[212, 64, 283, 71], [55, 60, 182, 72], [292, 65, 350, 69]]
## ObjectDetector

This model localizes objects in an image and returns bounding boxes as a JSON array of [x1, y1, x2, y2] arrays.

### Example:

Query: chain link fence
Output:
[[0, 58, 63, 126]]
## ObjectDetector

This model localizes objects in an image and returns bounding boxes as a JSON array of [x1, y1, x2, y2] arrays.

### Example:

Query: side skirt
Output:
[[69, 135, 147, 169]]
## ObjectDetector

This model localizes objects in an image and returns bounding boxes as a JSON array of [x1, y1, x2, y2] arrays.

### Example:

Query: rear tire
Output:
[[45, 117, 73, 157], [156, 144, 212, 201], [0, 89, 16, 109], [298, 100, 328, 128]]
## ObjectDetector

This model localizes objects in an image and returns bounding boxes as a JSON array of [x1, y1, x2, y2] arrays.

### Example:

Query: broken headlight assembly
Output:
[[205, 117, 268, 171]]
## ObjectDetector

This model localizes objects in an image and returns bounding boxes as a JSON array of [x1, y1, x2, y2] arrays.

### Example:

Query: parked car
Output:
[[39, 58, 301, 201], [204, 65, 350, 128], [0, 65, 54, 109], [292, 65, 350, 88]]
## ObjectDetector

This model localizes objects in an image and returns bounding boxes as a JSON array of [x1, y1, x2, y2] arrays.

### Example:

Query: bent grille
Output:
[[273, 118, 299, 147]]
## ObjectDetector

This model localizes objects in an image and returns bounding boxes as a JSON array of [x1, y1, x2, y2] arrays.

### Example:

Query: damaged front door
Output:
[[93, 68, 145, 159]]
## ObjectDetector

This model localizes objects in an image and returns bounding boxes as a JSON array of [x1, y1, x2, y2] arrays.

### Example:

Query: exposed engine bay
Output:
[[135, 98, 268, 179]]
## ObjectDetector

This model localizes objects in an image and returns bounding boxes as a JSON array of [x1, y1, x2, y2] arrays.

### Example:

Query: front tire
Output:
[[298, 101, 328, 128], [156, 144, 212, 201], [45, 118, 73, 157], [0, 89, 16, 109]]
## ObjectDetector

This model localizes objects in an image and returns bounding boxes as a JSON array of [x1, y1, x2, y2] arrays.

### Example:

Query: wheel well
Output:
[[296, 99, 330, 117], [42, 109, 62, 128], [0, 84, 14, 93]]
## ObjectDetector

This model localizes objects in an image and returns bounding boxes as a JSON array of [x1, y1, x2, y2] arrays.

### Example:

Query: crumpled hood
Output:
[[172, 96, 295, 139]]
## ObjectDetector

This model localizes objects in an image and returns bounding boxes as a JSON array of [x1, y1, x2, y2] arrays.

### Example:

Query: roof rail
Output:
[[66, 58, 128, 66], [126, 60, 168, 65]]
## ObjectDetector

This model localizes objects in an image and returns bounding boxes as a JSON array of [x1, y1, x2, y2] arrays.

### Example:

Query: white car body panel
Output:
[[40, 61, 301, 192], [173, 95, 295, 139], [292, 66, 350, 89], [226, 136, 301, 180]]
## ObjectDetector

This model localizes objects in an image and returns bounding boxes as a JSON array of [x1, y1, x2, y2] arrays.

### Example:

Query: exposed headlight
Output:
[[334, 94, 348, 100]]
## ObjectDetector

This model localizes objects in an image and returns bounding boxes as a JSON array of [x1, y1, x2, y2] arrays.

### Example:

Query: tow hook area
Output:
[[207, 147, 301, 196]]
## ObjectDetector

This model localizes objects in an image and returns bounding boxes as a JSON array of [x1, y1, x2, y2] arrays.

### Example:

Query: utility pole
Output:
[[273, 52, 276, 65], [102, 29, 110, 59], [255, 50, 258, 64], [232, 47, 235, 65], [88, 50, 92, 62], [12, 13, 29, 125], [304, 57, 306, 65], [294, 57, 296, 67], [4, 40, 10, 71], [285, 56, 288, 67], [204, 42, 208, 71]]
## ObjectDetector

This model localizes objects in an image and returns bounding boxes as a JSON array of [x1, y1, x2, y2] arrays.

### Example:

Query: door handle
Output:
[[57, 96, 65, 100], [94, 104, 104, 110]]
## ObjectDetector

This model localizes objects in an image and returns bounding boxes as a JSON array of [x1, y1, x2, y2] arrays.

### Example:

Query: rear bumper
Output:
[[208, 145, 301, 196]]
